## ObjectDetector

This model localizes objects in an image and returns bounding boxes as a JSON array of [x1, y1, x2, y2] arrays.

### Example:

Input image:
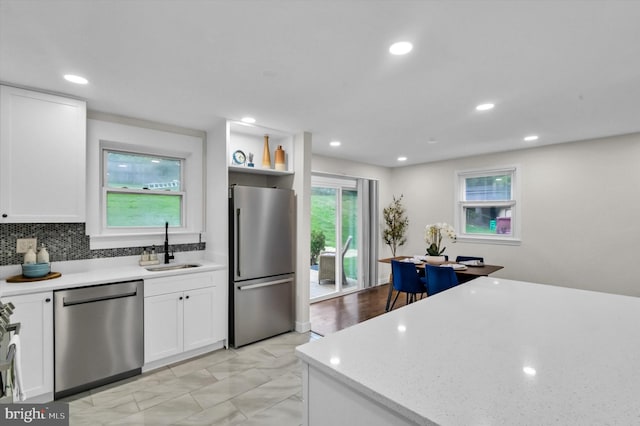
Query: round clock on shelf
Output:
[[232, 149, 246, 165]]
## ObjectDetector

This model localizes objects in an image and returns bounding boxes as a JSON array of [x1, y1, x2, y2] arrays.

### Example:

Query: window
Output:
[[104, 151, 184, 227], [86, 117, 204, 250], [456, 167, 520, 244]]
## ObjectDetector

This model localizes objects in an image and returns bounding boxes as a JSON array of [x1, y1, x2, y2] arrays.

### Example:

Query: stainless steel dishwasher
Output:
[[54, 280, 143, 399]]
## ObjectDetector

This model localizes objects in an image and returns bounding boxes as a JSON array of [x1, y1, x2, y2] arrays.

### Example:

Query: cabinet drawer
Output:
[[145, 271, 215, 297]]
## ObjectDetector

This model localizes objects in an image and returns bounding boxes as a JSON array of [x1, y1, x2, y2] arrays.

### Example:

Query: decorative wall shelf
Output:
[[227, 121, 294, 176], [228, 165, 293, 176]]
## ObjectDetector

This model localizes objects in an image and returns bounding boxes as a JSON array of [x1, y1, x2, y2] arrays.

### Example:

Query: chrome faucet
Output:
[[164, 222, 174, 264]]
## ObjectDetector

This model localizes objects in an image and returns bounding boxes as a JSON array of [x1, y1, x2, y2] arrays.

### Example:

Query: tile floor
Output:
[[63, 331, 321, 425]]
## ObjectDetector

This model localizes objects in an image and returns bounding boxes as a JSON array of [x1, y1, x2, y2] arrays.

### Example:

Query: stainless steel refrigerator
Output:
[[229, 185, 296, 347]]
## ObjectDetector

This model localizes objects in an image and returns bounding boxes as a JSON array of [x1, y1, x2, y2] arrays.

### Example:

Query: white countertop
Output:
[[296, 277, 640, 425], [0, 254, 226, 298]]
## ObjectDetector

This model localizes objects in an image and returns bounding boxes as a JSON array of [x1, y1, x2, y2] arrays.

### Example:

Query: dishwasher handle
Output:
[[60, 281, 142, 307], [63, 290, 138, 307]]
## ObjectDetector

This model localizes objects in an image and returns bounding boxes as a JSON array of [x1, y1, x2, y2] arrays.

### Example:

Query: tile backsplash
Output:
[[0, 223, 204, 266]]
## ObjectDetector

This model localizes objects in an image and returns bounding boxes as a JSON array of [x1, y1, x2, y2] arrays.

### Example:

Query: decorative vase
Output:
[[425, 255, 446, 265], [274, 145, 286, 171], [262, 135, 272, 168], [24, 246, 37, 264]]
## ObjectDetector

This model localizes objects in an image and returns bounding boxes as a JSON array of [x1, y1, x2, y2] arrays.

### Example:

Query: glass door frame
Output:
[[310, 174, 361, 302]]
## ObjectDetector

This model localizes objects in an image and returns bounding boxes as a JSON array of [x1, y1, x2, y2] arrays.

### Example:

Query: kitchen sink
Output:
[[145, 263, 201, 272]]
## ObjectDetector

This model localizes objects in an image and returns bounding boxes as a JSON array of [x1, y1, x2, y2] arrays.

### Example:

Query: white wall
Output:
[[391, 133, 640, 297], [312, 155, 394, 284], [294, 132, 313, 332], [204, 119, 229, 264]]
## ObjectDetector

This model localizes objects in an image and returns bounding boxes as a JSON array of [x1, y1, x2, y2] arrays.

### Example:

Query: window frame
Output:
[[101, 148, 186, 230], [86, 116, 205, 250], [454, 166, 521, 245]]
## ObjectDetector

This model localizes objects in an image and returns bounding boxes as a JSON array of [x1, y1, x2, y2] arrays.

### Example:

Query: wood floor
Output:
[[310, 283, 413, 336]]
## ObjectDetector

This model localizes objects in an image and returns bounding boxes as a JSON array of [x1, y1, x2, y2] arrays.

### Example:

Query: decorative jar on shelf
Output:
[[274, 145, 286, 171]]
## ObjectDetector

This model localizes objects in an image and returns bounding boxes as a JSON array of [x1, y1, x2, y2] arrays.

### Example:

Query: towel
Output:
[[440, 263, 467, 270], [0, 358, 4, 398], [9, 334, 26, 401]]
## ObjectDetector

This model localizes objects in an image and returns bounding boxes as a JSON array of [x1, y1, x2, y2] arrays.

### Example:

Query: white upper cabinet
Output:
[[0, 85, 86, 222]]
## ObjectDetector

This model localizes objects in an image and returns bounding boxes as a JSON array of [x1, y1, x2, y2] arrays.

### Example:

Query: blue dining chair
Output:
[[424, 264, 459, 296], [390, 260, 426, 310]]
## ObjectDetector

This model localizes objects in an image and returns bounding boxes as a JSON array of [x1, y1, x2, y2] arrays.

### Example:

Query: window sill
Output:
[[456, 235, 521, 246], [89, 232, 203, 250]]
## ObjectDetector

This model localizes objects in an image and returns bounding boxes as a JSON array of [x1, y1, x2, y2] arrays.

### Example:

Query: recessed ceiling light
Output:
[[476, 103, 495, 111], [63, 74, 88, 85], [389, 41, 413, 55], [329, 140, 341, 147], [524, 135, 539, 142], [240, 117, 256, 124], [427, 139, 438, 144], [397, 156, 408, 162]]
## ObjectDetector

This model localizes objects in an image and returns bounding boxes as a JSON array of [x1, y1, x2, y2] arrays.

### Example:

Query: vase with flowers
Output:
[[424, 222, 456, 264]]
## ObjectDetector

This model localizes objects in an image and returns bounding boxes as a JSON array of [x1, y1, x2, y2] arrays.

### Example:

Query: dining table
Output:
[[378, 256, 504, 311]]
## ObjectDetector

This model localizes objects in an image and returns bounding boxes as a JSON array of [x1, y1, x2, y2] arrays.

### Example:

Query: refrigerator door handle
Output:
[[236, 208, 241, 277], [238, 278, 293, 291]]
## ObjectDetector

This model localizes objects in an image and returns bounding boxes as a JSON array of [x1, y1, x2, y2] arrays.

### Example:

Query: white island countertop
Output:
[[296, 277, 640, 425]]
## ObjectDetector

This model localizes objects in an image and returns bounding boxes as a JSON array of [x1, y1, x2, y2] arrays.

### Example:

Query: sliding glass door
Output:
[[310, 175, 360, 301]]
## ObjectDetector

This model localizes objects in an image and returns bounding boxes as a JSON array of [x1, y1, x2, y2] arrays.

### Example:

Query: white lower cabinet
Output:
[[183, 286, 217, 352], [4, 291, 54, 402], [144, 270, 226, 365], [144, 291, 184, 362]]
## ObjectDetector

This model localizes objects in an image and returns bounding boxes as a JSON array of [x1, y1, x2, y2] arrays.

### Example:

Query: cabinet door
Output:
[[5, 291, 54, 401], [144, 292, 183, 363], [183, 287, 216, 352], [0, 85, 86, 222]]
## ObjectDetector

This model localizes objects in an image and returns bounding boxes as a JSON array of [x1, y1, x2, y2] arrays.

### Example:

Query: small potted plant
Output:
[[424, 222, 456, 264], [310, 229, 326, 266], [382, 195, 409, 257]]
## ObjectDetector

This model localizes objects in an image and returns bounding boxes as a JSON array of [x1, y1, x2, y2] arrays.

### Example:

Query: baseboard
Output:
[[24, 391, 54, 404], [142, 341, 225, 373], [296, 321, 311, 333]]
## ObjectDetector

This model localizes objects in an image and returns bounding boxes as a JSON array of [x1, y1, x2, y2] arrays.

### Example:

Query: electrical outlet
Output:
[[16, 238, 37, 254]]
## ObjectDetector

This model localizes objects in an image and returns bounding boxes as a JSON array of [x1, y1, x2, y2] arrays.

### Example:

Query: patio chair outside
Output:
[[318, 236, 352, 286]]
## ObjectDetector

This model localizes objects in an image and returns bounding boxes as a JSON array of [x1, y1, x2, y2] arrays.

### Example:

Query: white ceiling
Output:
[[2, 0, 640, 167]]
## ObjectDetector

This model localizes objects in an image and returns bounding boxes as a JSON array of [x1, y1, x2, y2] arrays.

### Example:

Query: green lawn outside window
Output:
[[107, 193, 181, 227]]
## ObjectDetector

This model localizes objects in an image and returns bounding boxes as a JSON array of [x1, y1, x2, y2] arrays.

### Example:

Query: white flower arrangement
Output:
[[424, 222, 456, 256]]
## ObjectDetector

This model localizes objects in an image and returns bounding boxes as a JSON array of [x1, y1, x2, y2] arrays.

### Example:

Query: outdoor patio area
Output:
[[309, 248, 358, 299]]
